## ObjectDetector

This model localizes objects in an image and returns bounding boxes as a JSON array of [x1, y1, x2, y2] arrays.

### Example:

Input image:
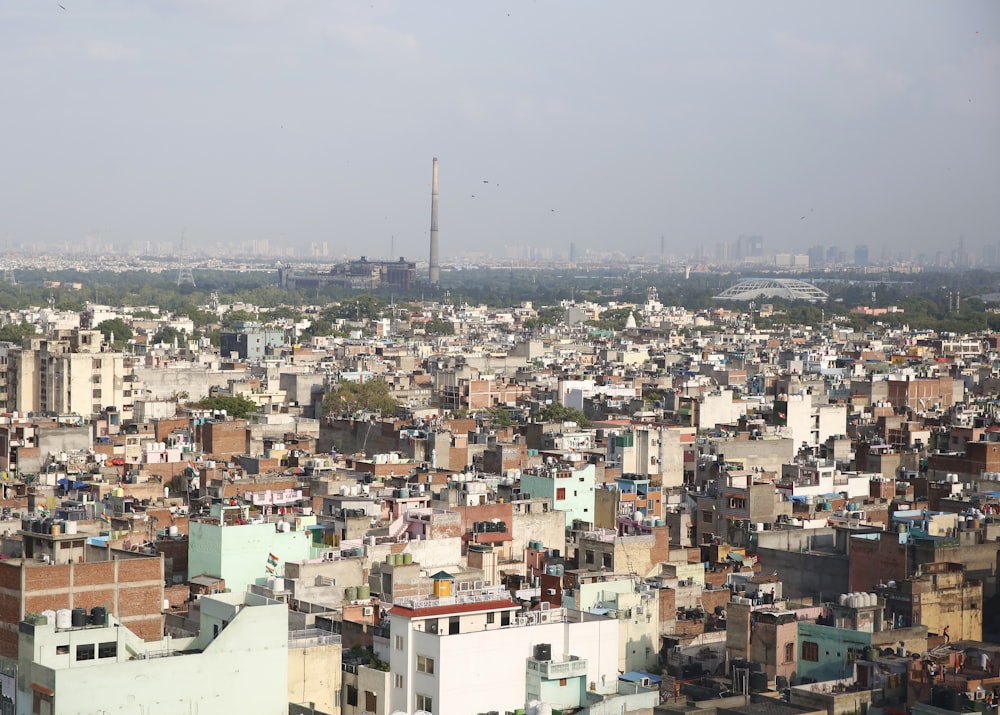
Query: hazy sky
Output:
[[1, 0, 998, 260]]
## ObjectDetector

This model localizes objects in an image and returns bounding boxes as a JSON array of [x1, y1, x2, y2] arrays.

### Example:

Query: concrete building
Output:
[[15, 591, 288, 715], [605, 424, 694, 487], [876, 562, 982, 641], [384, 578, 620, 715], [594, 474, 664, 531], [562, 572, 660, 672], [8, 331, 130, 418], [288, 628, 343, 715], [187, 503, 314, 595], [519, 459, 596, 530], [219, 322, 287, 360]]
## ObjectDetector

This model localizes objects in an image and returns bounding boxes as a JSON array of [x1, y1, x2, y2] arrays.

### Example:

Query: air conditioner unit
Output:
[[363, 606, 374, 616], [539, 613, 550, 623], [673, 645, 683, 653]]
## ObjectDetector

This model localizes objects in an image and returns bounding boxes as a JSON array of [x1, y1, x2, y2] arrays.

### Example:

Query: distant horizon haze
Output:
[[0, 0, 997, 259]]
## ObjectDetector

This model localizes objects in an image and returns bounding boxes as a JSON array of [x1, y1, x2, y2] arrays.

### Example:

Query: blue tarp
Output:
[[57, 478, 89, 490], [620, 671, 663, 685]]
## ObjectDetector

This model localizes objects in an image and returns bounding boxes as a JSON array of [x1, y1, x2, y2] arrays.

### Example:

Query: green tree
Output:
[[538, 403, 592, 428], [188, 395, 258, 419], [487, 407, 515, 427], [221, 310, 257, 329], [424, 318, 455, 335], [0, 321, 37, 343], [586, 307, 640, 331], [152, 325, 185, 345], [323, 295, 386, 322], [96, 318, 133, 349], [322, 379, 397, 416]]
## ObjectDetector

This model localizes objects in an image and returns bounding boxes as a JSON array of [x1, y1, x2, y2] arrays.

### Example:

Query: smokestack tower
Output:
[[429, 157, 440, 286]]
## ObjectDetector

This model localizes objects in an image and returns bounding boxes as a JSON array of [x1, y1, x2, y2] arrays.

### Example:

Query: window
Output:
[[56, 644, 69, 655], [556, 488, 566, 500], [99, 641, 117, 659], [784, 642, 794, 663], [346, 685, 358, 707], [602, 553, 612, 569], [501, 611, 511, 627], [487, 612, 495, 624], [585, 550, 595, 565], [92, 389, 102, 399], [448, 617, 460, 635], [417, 655, 435, 674], [703, 510, 714, 524], [560, 678, 568, 686], [416, 694, 433, 711], [76, 644, 95, 661], [394, 673, 403, 689], [729, 497, 746, 510], [802, 641, 819, 662], [395, 635, 403, 650]]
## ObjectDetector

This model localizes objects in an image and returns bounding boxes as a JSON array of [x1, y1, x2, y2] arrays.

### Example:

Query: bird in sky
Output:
[[58, 3, 66, 8]]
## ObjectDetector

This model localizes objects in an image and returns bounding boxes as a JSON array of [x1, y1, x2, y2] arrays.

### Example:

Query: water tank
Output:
[[64, 520, 79, 535], [163, 599, 171, 611], [357, 585, 371, 600], [50, 521, 61, 536], [534, 643, 552, 661], [279, 522, 290, 533], [272, 578, 285, 592], [749, 671, 769, 693], [402, 553, 413, 565], [168, 525, 179, 537], [56, 609, 72, 629], [113, 487, 125, 498], [40, 609, 56, 625], [71, 608, 88, 628], [393, 553, 404, 566], [345, 586, 358, 602], [90, 606, 107, 626], [385, 554, 395, 565], [398, 488, 410, 499], [838, 593, 848, 606]]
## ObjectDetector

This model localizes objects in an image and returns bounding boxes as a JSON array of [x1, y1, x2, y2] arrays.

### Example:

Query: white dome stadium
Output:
[[713, 278, 829, 302]]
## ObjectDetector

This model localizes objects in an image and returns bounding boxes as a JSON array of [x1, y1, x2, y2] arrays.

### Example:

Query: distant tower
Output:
[[177, 233, 196, 287], [428, 157, 440, 286]]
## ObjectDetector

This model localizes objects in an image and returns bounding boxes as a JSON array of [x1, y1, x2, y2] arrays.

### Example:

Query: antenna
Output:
[[429, 158, 440, 286], [177, 231, 196, 287]]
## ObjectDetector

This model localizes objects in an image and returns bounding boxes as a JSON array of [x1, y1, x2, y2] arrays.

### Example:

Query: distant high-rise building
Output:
[[854, 244, 869, 267], [983, 243, 998, 267], [807, 245, 825, 268]]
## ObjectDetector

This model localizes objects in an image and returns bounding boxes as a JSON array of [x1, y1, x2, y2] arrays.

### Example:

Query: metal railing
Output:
[[288, 629, 341, 649]]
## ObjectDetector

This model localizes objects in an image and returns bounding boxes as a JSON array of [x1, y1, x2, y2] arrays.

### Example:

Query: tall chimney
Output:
[[429, 157, 440, 286]]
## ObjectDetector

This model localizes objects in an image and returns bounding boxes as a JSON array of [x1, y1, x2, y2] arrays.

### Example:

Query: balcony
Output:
[[533, 655, 588, 679], [288, 629, 341, 650]]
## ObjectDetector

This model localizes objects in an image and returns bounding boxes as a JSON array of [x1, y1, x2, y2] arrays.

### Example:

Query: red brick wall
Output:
[[849, 532, 905, 592], [202, 420, 248, 460], [0, 557, 165, 658]]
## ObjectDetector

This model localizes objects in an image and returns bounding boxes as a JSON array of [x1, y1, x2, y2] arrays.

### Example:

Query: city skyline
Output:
[[1, 1, 997, 259]]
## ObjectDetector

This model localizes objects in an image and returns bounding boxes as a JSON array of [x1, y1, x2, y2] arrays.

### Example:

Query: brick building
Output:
[[0, 556, 164, 658], [198, 418, 248, 460]]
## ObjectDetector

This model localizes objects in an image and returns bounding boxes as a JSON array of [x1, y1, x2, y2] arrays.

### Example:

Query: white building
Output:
[[16, 591, 288, 715], [385, 577, 620, 715]]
